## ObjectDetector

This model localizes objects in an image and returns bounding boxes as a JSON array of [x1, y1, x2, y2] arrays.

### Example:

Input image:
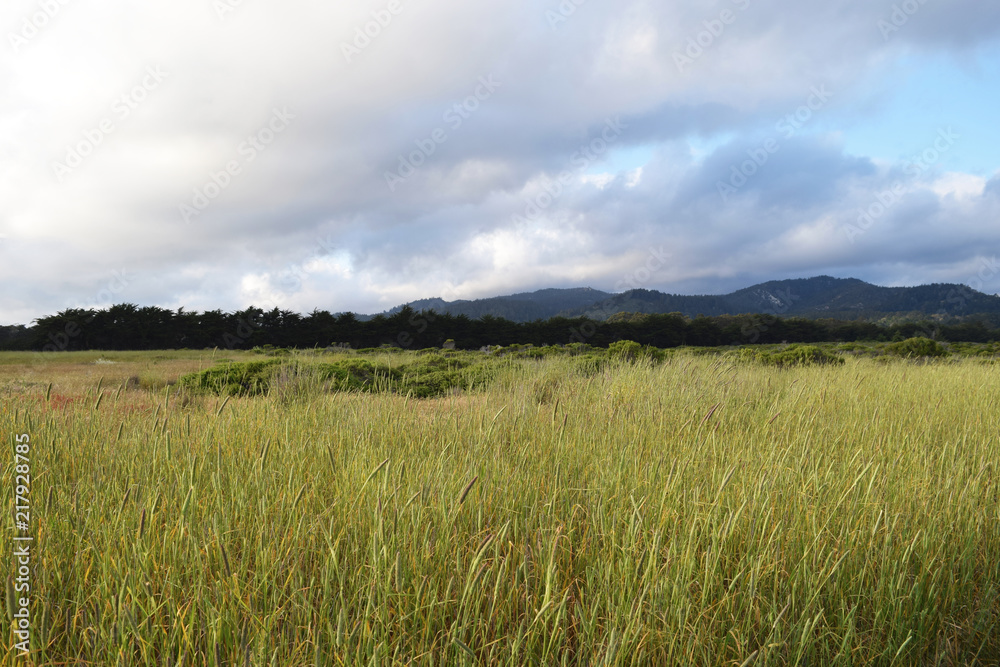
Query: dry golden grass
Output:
[[1, 350, 998, 665], [0, 350, 250, 397]]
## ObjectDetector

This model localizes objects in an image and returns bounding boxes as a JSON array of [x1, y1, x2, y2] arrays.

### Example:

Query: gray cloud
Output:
[[2, 0, 1000, 324]]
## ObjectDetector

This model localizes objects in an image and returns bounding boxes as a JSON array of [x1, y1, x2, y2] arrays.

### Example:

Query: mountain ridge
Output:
[[371, 287, 613, 322], [377, 276, 1000, 323]]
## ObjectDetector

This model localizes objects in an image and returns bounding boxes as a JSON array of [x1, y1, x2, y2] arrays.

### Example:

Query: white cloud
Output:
[[2, 0, 1000, 324]]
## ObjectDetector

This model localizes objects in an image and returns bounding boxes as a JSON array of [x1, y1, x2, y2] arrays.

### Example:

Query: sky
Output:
[[2, 0, 1000, 325]]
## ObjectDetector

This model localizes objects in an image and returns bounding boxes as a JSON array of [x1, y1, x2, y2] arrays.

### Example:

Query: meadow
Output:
[[0, 344, 998, 665]]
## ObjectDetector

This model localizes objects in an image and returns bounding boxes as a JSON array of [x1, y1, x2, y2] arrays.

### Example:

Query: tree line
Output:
[[1, 303, 997, 352]]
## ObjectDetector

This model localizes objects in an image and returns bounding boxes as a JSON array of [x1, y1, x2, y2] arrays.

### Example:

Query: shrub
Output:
[[608, 340, 670, 364], [178, 359, 284, 396], [315, 359, 395, 392], [734, 347, 766, 364], [980, 342, 1000, 357], [687, 347, 728, 358], [250, 344, 291, 356], [767, 344, 844, 367], [734, 344, 844, 367], [399, 369, 463, 398], [180, 356, 508, 399], [608, 340, 643, 361], [885, 337, 947, 358], [573, 354, 607, 377], [948, 342, 997, 358]]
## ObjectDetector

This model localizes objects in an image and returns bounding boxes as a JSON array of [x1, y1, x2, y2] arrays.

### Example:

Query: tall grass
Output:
[[1, 352, 998, 665]]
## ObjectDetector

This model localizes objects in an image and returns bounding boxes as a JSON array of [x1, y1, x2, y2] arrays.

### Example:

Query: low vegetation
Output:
[[734, 343, 845, 367], [11, 301, 1000, 352], [1, 345, 998, 664], [885, 336, 949, 358]]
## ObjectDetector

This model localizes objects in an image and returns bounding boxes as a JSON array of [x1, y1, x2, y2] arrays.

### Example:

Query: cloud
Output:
[[2, 0, 1000, 324]]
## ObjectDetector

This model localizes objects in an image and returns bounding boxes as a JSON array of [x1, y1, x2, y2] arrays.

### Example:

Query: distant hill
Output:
[[11, 276, 1000, 351], [561, 276, 1000, 321], [375, 287, 613, 322], [372, 277, 1000, 323]]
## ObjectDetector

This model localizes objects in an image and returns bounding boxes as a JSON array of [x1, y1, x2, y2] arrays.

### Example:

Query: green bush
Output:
[[686, 347, 729, 357], [734, 347, 766, 364], [949, 342, 999, 358], [315, 359, 395, 392], [734, 345, 844, 367], [607, 340, 669, 364], [179, 355, 507, 399], [885, 337, 947, 358], [399, 369, 463, 398], [178, 359, 284, 396], [768, 345, 845, 367], [608, 340, 643, 361], [573, 354, 607, 377], [460, 362, 505, 390], [495, 344, 572, 360], [250, 344, 292, 356]]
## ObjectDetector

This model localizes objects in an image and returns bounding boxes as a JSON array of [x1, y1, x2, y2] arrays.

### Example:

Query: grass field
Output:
[[1, 346, 999, 665]]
